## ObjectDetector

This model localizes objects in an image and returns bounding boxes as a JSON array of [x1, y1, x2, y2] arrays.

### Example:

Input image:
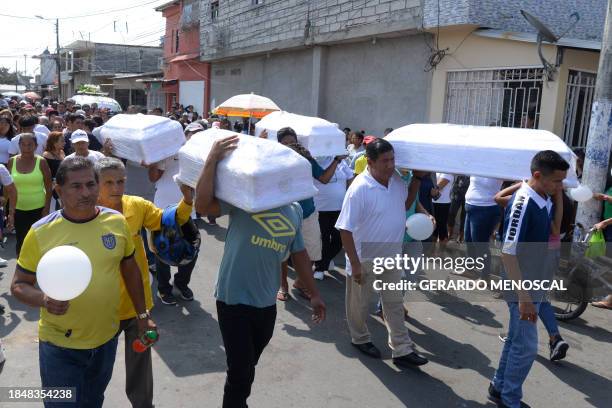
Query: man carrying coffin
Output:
[[195, 135, 326, 408], [336, 138, 429, 367]]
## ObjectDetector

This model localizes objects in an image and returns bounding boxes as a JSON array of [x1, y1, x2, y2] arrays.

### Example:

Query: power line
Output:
[[0, 0, 164, 21]]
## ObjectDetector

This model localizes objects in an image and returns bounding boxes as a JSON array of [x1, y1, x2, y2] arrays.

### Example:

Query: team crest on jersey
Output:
[[101, 233, 116, 250]]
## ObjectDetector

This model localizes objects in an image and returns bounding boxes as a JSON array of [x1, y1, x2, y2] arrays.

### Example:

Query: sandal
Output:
[[277, 290, 289, 302], [292, 284, 312, 300]]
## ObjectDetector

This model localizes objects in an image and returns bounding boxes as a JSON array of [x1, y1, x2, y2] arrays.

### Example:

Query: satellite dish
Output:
[[520, 10, 580, 80], [521, 10, 559, 43]]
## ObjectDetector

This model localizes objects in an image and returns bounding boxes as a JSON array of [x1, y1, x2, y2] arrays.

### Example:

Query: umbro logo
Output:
[[251, 213, 296, 238]]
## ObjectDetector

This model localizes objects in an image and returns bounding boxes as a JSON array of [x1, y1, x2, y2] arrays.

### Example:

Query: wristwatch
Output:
[[136, 310, 150, 320]]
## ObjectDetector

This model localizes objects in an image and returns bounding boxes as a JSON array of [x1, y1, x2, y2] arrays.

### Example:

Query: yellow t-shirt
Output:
[[354, 155, 368, 175], [17, 207, 135, 350], [118, 195, 192, 320]]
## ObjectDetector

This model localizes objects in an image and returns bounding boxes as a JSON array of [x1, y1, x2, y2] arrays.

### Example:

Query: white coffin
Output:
[[255, 111, 346, 157], [177, 128, 318, 213], [100, 114, 186, 164], [385, 124, 579, 187]]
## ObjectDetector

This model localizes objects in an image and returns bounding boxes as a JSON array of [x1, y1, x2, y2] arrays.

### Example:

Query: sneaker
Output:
[[0, 257, 7, 267], [158, 292, 177, 305], [549, 337, 569, 361], [176, 285, 194, 301], [313, 271, 325, 281], [487, 383, 501, 404], [499, 333, 508, 343]]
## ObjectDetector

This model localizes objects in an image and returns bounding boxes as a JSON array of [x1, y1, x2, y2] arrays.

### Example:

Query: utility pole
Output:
[[15, 60, 18, 92], [575, 0, 612, 234], [56, 18, 63, 101]]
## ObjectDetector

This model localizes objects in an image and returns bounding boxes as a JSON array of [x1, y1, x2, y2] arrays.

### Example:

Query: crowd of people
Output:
[[0, 92, 611, 408]]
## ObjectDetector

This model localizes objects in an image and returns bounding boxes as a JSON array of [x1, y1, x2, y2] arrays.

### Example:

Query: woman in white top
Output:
[[432, 173, 454, 248], [346, 131, 364, 161], [313, 157, 354, 279], [0, 117, 15, 165], [464, 176, 503, 280]]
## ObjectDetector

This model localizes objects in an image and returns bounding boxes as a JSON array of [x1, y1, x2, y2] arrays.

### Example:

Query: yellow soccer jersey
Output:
[[17, 207, 135, 350], [118, 195, 192, 320]]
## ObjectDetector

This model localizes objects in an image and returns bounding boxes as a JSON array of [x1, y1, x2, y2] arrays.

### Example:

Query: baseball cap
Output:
[[185, 122, 204, 133], [70, 129, 89, 144], [75, 109, 86, 116], [363, 135, 377, 145]]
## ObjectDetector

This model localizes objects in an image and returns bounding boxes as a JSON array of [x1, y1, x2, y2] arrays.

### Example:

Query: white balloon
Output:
[[37, 246, 92, 301], [568, 185, 592, 202], [405, 213, 434, 241]]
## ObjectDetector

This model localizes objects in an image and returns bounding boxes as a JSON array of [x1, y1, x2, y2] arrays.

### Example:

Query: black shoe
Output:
[[549, 337, 569, 361], [393, 352, 428, 367], [158, 291, 177, 305], [351, 342, 381, 358], [487, 383, 501, 404], [176, 285, 194, 301]]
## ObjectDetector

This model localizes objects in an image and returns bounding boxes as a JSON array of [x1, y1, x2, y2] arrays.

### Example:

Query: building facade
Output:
[[199, 0, 429, 134], [195, 0, 606, 144], [59, 41, 163, 100], [423, 0, 606, 148], [157, 0, 210, 116]]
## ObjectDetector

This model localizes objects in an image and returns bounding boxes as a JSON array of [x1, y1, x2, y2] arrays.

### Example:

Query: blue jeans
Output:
[[464, 204, 501, 280], [39, 337, 118, 408], [539, 248, 561, 338], [493, 302, 541, 408]]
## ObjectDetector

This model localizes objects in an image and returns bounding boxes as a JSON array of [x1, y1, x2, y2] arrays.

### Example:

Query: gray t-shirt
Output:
[[215, 201, 305, 308]]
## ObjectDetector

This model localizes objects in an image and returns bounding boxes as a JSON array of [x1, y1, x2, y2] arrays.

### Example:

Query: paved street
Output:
[[0, 165, 610, 408]]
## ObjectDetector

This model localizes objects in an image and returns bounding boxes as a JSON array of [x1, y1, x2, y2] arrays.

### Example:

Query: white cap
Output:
[[185, 122, 204, 133], [70, 129, 89, 144]]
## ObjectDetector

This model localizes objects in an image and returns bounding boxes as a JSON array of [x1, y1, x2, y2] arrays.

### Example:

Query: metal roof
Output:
[[473, 29, 602, 51]]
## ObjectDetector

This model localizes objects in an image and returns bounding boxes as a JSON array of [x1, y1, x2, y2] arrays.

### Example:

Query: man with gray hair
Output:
[[96, 157, 194, 408], [36, 116, 50, 136]]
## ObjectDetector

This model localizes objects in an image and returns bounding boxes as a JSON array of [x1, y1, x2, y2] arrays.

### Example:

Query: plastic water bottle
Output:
[[132, 330, 158, 353]]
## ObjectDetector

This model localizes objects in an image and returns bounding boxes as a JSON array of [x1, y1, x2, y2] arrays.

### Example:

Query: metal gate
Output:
[[444, 68, 544, 128], [562, 70, 597, 148]]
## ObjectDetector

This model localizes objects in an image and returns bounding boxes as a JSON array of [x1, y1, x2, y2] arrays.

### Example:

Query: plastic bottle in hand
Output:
[[132, 330, 159, 353]]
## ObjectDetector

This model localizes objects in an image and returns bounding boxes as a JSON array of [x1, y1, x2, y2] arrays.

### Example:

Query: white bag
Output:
[[255, 111, 346, 157], [100, 114, 185, 164], [386, 124, 579, 187], [177, 128, 318, 213]]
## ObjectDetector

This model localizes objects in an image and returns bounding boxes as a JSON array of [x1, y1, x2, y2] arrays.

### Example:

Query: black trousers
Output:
[[314, 211, 342, 272], [156, 256, 197, 295], [217, 301, 276, 408], [432, 202, 451, 241], [119, 318, 153, 408], [15, 208, 43, 256]]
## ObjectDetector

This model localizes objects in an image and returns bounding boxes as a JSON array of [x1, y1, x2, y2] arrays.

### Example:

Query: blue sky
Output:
[[0, 0, 168, 77]]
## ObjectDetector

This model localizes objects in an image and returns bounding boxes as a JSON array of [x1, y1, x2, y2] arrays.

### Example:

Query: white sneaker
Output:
[[313, 271, 325, 281], [0, 257, 7, 267]]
